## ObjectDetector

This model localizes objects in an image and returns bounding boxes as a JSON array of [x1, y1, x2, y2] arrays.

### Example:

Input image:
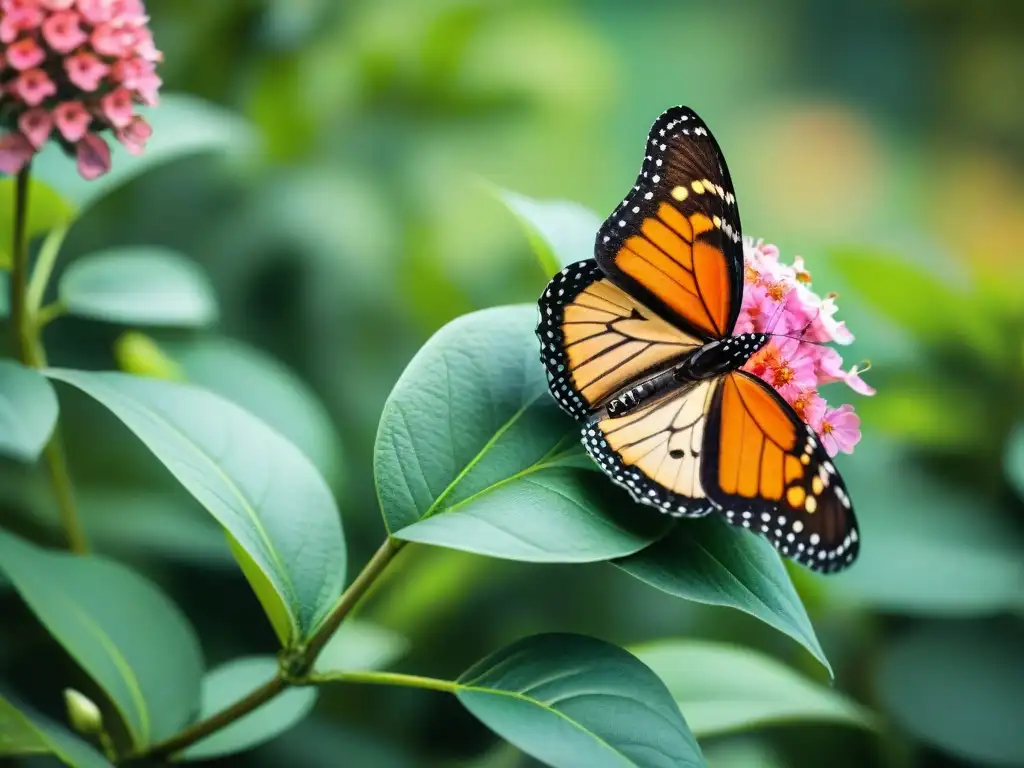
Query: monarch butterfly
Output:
[[536, 106, 859, 574]]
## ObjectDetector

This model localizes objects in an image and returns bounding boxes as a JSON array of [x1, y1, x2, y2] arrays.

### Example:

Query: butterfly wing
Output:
[[537, 259, 703, 420], [582, 380, 720, 518], [595, 106, 745, 341], [702, 371, 859, 573]]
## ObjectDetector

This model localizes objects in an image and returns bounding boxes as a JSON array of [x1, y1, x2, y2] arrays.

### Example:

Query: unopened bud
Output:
[[113, 332, 183, 381], [64, 688, 103, 735]]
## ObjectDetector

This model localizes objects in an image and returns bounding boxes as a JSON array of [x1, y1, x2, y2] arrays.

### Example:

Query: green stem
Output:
[[312, 670, 457, 694], [139, 536, 406, 761], [140, 676, 287, 760], [8, 167, 88, 554], [302, 537, 404, 663]]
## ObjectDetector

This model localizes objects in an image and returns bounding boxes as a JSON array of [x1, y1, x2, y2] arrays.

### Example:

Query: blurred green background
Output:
[[3, 0, 1024, 766]]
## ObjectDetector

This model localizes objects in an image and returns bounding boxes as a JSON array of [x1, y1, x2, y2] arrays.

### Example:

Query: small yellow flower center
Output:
[[766, 281, 789, 301], [744, 265, 760, 284], [774, 365, 794, 386], [821, 421, 834, 435]]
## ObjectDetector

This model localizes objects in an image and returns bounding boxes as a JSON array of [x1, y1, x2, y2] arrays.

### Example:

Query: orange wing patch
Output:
[[615, 201, 731, 337], [537, 259, 702, 419], [716, 371, 798, 502]]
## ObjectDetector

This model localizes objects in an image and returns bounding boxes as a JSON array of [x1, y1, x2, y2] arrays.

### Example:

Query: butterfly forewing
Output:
[[537, 259, 701, 419], [582, 382, 718, 518], [702, 372, 860, 572], [595, 106, 744, 341]]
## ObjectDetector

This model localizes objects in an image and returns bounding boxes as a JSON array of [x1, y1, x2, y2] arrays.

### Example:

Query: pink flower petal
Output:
[[100, 86, 135, 128], [18, 107, 53, 149], [65, 51, 109, 91], [53, 99, 91, 142], [115, 114, 152, 155], [75, 133, 111, 180], [12, 68, 57, 106], [6, 37, 46, 70], [0, 132, 35, 174], [42, 9, 88, 53]]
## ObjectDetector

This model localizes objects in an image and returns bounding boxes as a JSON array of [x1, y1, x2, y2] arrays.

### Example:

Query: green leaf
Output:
[[375, 305, 668, 562], [45, 369, 346, 645], [0, 693, 113, 767], [33, 93, 255, 215], [165, 336, 342, 480], [0, 360, 58, 462], [0, 178, 74, 269], [0, 271, 7, 316], [829, 439, 1024, 615], [1005, 422, 1024, 501], [59, 248, 218, 327], [0, 529, 204, 749], [615, 519, 831, 675], [456, 633, 705, 768], [633, 640, 874, 738], [876, 622, 1024, 766], [496, 188, 601, 275], [179, 657, 318, 761], [313, 621, 409, 675]]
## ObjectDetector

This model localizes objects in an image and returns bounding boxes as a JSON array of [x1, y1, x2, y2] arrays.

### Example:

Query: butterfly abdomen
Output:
[[674, 333, 769, 383]]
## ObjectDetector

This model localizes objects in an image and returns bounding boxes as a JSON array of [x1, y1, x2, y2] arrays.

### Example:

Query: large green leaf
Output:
[[59, 248, 218, 327], [1005, 422, 1024, 501], [0, 530, 203, 749], [375, 305, 668, 562], [876, 622, 1024, 766], [0, 360, 58, 462], [45, 370, 346, 645], [497, 189, 600, 275], [829, 439, 1024, 615], [615, 519, 830, 674], [0, 693, 112, 767], [32, 93, 255, 214], [633, 640, 874, 738], [0, 178, 74, 269], [179, 658, 317, 761], [456, 633, 705, 768], [166, 336, 342, 480]]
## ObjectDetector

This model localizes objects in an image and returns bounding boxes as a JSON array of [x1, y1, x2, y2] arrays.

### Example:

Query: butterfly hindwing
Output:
[[537, 259, 702, 420], [595, 106, 744, 341], [582, 382, 719, 518], [702, 371, 859, 573]]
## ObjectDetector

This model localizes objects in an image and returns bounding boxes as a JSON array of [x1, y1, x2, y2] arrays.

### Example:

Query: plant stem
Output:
[[302, 537, 404, 663], [8, 167, 88, 554], [139, 536, 406, 761], [312, 670, 458, 694], [142, 677, 287, 760]]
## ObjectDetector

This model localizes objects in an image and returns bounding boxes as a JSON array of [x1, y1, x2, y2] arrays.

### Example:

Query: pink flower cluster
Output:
[[0, 0, 161, 180], [736, 238, 874, 456]]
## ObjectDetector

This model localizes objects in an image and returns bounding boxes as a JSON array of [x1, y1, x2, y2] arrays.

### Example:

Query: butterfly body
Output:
[[535, 105, 860, 573]]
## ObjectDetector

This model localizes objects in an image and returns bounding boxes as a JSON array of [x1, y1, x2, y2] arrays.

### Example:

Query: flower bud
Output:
[[64, 688, 102, 736], [114, 331, 183, 381]]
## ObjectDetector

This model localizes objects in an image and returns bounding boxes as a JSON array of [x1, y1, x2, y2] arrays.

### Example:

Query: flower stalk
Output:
[[8, 165, 87, 554]]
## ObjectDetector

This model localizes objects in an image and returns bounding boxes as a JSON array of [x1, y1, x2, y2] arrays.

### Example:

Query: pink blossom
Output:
[[0, 131, 34, 174], [53, 99, 91, 141], [115, 114, 150, 154], [90, 20, 133, 56], [737, 237, 873, 454], [18, 107, 52, 148], [817, 404, 861, 457], [41, 10, 87, 53], [12, 67, 57, 105], [0, 5, 44, 45], [64, 51, 109, 91], [75, 133, 110, 179], [0, 0, 161, 179], [6, 37, 46, 70], [100, 86, 134, 128]]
